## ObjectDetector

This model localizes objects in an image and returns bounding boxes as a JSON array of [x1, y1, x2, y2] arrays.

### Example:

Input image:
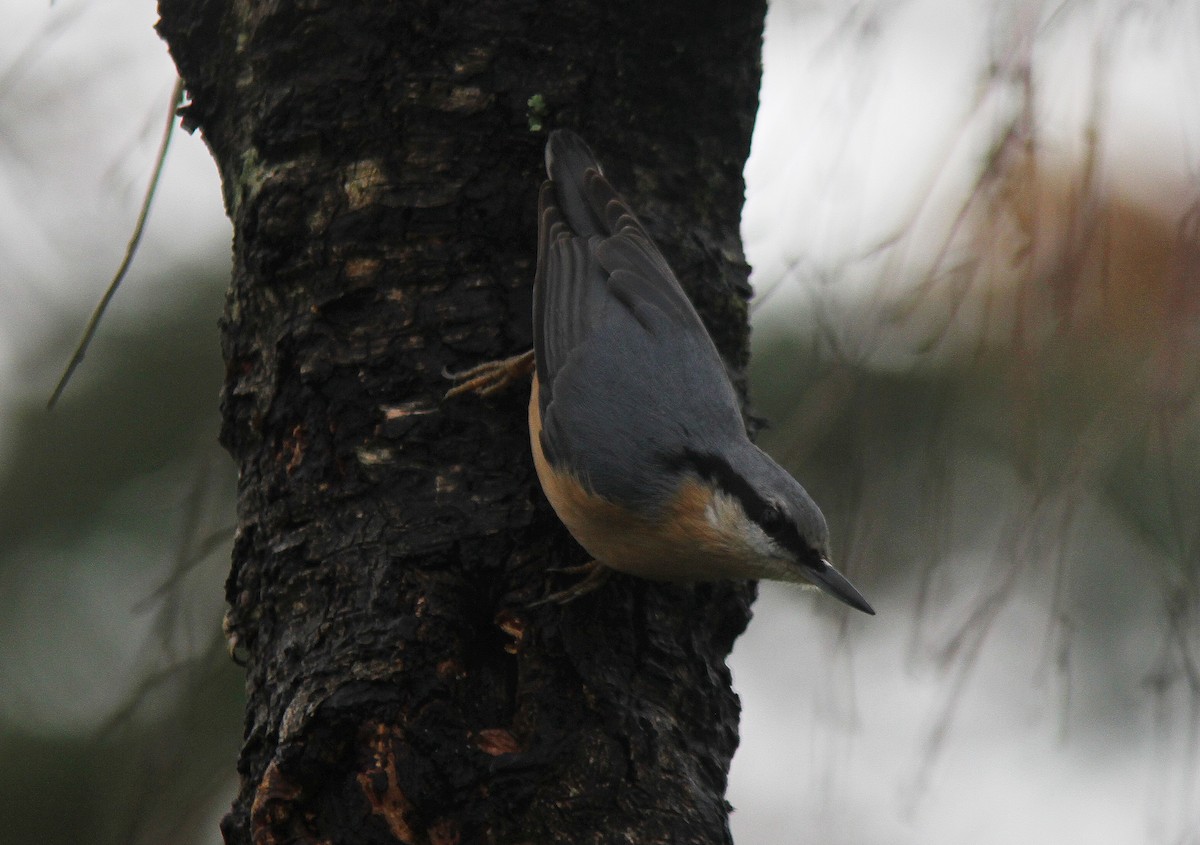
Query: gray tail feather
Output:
[[545, 129, 608, 238]]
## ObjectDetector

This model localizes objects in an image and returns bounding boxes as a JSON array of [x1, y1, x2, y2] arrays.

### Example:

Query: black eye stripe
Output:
[[667, 450, 810, 560], [760, 502, 784, 528]]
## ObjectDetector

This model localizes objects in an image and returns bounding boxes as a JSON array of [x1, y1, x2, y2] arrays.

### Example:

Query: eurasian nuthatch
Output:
[[449, 130, 874, 615]]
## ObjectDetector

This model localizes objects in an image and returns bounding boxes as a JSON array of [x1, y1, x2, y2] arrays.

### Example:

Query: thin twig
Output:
[[47, 76, 185, 409]]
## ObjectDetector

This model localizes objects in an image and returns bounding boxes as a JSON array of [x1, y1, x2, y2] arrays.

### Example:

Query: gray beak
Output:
[[804, 558, 875, 615]]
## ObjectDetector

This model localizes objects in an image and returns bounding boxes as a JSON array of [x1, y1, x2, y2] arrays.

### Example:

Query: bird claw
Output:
[[531, 560, 612, 606], [546, 561, 601, 576], [443, 350, 535, 399]]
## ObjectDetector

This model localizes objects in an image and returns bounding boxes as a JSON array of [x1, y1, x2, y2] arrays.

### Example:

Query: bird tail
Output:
[[544, 129, 608, 238]]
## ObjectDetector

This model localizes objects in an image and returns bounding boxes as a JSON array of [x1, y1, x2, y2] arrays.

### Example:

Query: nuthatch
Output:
[[448, 130, 874, 615]]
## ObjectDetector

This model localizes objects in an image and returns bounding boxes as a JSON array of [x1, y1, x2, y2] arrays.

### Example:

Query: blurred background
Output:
[[1, 1, 1196, 843]]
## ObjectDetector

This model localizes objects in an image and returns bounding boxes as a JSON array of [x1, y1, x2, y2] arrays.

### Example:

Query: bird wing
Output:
[[533, 131, 745, 509]]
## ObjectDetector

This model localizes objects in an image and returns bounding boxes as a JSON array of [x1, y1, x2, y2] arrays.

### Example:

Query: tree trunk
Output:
[[155, 1, 766, 842]]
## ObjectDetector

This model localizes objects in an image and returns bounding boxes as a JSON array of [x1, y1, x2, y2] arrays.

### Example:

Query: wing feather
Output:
[[533, 131, 744, 507]]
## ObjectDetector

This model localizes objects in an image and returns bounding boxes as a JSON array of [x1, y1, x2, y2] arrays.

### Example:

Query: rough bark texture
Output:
[[155, 2, 766, 842]]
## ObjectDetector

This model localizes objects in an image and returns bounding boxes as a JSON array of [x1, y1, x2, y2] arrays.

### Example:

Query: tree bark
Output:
[[155, 2, 766, 842]]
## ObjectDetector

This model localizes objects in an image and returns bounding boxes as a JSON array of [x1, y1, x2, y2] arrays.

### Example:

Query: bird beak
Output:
[[804, 558, 875, 615]]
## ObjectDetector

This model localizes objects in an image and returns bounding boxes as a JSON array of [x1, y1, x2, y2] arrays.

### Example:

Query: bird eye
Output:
[[759, 502, 787, 533]]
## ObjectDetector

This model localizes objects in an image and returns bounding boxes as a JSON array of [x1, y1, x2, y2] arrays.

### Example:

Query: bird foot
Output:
[[532, 560, 612, 606], [443, 349, 535, 399]]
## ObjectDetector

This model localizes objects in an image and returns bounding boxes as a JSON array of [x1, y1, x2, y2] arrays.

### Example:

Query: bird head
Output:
[[678, 443, 875, 615]]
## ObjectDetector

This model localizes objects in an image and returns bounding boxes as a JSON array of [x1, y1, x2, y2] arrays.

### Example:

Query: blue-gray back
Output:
[[534, 131, 746, 510]]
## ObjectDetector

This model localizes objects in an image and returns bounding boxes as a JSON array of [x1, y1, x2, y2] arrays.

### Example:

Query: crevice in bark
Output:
[[156, 1, 766, 842]]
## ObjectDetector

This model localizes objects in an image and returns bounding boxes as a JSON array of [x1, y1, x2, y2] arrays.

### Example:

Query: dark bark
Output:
[[155, 2, 766, 842]]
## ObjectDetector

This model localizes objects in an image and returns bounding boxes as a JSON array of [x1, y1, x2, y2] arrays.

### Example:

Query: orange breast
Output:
[[528, 377, 747, 581]]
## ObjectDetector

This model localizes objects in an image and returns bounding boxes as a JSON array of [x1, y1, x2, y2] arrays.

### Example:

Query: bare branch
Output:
[[47, 76, 185, 410]]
